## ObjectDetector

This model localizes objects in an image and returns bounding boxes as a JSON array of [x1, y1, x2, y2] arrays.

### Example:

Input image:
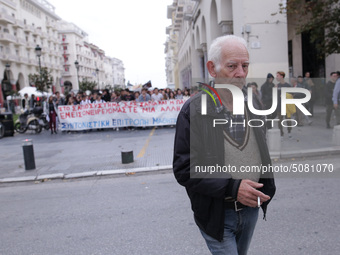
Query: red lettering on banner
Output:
[[158, 101, 167, 105], [60, 112, 65, 119], [142, 107, 155, 113], [170, 101, 175, 105], [161, 106, 181, 112], [176, 100, 184, 104]]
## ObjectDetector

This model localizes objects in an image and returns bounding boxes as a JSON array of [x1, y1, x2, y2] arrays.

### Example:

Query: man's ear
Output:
[[207, 61, 217, 77]]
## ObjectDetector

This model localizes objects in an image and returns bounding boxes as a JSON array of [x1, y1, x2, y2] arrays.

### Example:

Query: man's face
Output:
[[331, 73, 338, 82], [276, 73, 283, 82], [214, 42, 249, 87], [298, 77, 303, 83], [154, 89, 158, 94]]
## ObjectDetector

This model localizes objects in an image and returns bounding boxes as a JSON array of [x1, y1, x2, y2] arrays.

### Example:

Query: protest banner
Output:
[[58, 99, 186, 131]]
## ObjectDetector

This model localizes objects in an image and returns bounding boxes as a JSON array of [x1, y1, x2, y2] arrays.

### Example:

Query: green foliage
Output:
[[284, 0, 340, 56], [79, 79, 97, 92], [28, 67, 53, 92]]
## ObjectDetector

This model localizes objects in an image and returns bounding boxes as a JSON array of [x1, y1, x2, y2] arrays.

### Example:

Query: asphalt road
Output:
[[1, 155, 339, 255]]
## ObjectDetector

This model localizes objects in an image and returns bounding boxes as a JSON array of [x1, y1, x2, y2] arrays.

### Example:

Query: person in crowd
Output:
[[80, 94, 91, 105], [332, 71, 340, 125], [261, 73, 274, 110], [121, 89, 135, 101], [276, 71, 292, 136], [134, 91, 140, 101], [67, 96, 76, 105], [248, 82, 262, 107], [325, 72, 338, 128], [75, 93, 82, 105], [292, 76, 312, 126], [137, 88, 151, 102], [111, 91, 121, 103], [22, 93, 29, 110], [260, 73, 276, 129], [183, 90, 190, 100], [169, 91, 175, 100], [173, 35, 275, 255], [44, 95, 58, 134], [102, 89, 111, 102], [304, 71, 315, 115], [93, 92, 104, 103], [151, 88, 163, 102], [54, 91, 65, 107], [29, 94, 36, 109], [175, 89, 183, 99], [162, 90, 169, 100], [165, 88, 171, 97]]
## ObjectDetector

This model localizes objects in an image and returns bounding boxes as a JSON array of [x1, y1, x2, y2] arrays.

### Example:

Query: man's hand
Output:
[[237, 179, 270, 207], [334, 104, 338, 110]]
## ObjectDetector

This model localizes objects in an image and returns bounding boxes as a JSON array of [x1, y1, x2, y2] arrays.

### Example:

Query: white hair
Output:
[[208, 35, 248, 72]]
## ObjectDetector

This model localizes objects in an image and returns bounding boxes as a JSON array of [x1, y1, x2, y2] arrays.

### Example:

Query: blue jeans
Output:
[[200, 207, 259, 255]]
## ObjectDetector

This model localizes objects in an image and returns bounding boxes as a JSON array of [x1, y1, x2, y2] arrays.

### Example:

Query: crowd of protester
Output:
[[59, 87, 193, 106], [18, 70, 340, 135]]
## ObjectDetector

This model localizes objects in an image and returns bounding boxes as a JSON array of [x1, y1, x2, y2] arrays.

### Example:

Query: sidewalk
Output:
[[0, 105, 339, 183]]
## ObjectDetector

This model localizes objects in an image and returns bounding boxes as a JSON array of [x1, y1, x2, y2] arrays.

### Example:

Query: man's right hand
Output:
[[237, 179, 270, 207], [334, 104, 338, 109]]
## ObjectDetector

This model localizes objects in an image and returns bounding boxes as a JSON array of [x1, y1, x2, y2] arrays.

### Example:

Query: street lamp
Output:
[[95, 68, 99, 88], [75, 60, 80, 88], [35, 45, 42, 90]]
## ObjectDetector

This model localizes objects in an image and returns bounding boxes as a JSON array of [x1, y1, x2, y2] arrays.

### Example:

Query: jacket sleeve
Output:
[[173, 101, 240, 199]]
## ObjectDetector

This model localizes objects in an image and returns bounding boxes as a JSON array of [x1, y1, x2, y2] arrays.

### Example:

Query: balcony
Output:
[[26, 41, 36, 49], [14, 37, 26, 46], [24, 24, 34, 32], [32, 28, 41, 36], [0, 33, 16, 43], [19, 56, 28, 64], [46, 20, 56, 29], [40, 32, 48, 39], [0, 12, 15, 24], [28, 59, 38, 66], [8, 54, 19, 62], [13, 19, 24, 28]]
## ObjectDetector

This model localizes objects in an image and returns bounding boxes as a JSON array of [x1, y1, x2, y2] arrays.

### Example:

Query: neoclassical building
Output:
[[0, 0, 125, 106], [165, 0, 340, 90]]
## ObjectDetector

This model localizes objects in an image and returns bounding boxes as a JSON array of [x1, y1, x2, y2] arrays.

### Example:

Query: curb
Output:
[[0, 165, 173, 184], [1, 146, 340, 184]]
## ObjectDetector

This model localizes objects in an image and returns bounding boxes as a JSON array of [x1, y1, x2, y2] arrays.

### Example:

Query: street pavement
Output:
[[0, 105, 339, 183], [1, 169, 339, 255]]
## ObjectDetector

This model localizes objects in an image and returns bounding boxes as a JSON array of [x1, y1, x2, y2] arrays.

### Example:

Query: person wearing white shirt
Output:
[[151, 88, 163, 102]]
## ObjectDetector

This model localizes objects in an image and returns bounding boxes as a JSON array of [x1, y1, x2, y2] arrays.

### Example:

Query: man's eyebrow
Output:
[[226, 61, 250, 64]]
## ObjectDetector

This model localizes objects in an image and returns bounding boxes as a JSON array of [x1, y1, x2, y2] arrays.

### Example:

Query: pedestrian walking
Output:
[[173, 35, 275, 255]]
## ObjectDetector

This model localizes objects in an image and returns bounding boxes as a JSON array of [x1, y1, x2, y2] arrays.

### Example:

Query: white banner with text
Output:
[[58, 99, 187, 130]]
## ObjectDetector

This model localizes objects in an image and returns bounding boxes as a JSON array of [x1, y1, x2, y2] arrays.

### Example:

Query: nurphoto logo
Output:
[[199, 83, 312, 128]]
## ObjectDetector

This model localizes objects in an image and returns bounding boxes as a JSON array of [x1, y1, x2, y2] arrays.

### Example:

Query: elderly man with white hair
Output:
[[173, 35, 276, 255]]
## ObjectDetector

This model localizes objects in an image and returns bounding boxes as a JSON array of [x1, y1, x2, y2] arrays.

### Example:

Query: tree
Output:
[[28, 67, 53, 92], [280, 0, 340, 56], [79, 79, 97, 92]]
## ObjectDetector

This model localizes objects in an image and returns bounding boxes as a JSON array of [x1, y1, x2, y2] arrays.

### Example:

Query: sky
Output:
[[50, 0, 173, 88]]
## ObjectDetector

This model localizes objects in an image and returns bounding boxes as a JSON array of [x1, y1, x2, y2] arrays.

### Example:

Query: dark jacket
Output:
[[325, 81, 335, 106], [173, 88, 276, 241], [260, 81, 275, 109]]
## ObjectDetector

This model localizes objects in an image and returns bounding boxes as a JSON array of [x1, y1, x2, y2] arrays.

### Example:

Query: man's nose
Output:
[[235, 65, 247, 78]]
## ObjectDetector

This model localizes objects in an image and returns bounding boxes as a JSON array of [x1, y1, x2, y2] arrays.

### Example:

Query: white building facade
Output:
[[0, 0, 62, 105], [0, 0, 125, 106], [166, 0, 340, 90]]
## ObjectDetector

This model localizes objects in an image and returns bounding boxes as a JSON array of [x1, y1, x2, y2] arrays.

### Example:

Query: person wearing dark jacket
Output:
[[325, 72, 338, 128], [261, 73, 276, 129], [173, 35, 275, 255]]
